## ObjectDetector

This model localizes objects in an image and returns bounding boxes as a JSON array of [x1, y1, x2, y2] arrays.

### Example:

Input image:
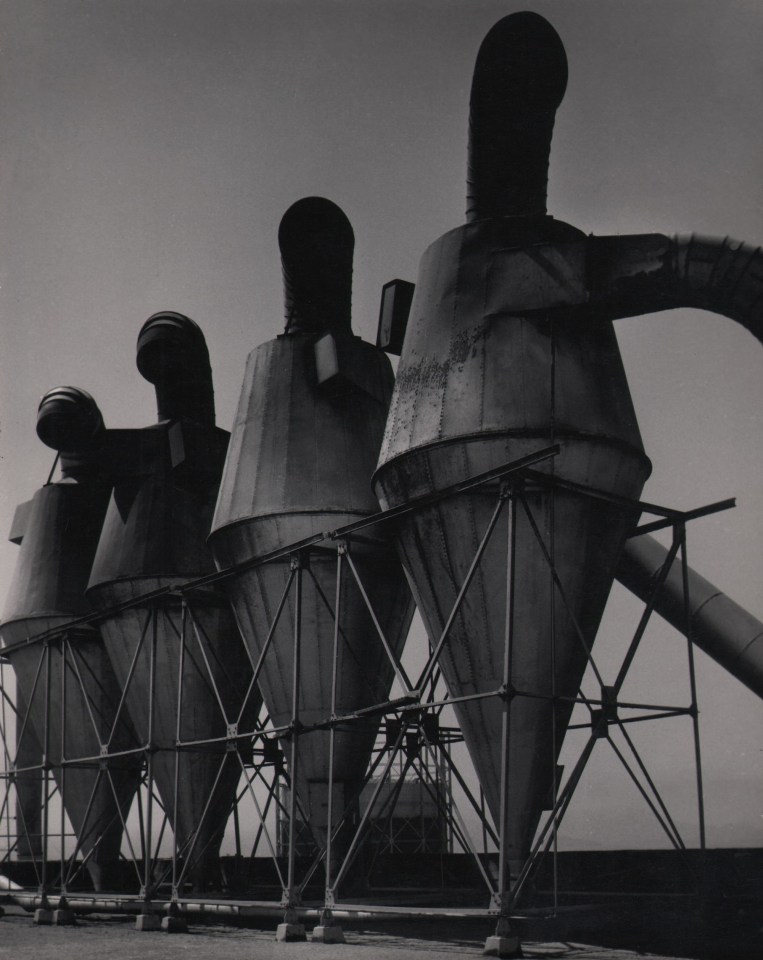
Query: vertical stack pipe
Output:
[[86, 314, 257, 890], [373, 13, 652, 875], [1, 388, 141, 890], [209, 198, 414, 870]]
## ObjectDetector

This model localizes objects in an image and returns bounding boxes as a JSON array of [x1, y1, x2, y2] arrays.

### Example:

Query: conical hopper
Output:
[[86, 314, 258, 890], [13, 689, 43, 860], [373, 14, 651, 872], [210, 198, 414, 862], [1, 388, 141, 890]]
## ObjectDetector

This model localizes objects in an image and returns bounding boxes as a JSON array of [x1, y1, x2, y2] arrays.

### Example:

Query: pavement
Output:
[[0, 908, 693, 960]]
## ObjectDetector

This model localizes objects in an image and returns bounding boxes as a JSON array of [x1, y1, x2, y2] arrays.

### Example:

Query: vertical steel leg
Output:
[[40, 642, 51, 899], [172, 599, 187, 898], [315, 546, 347, 944], [277, 553, 306, 941], [144, 607, 157, 901], [59, 639, 67, 891], [487, 484, 521, 957], [324, 546, 342, 906], [679, 526, 706, 850]]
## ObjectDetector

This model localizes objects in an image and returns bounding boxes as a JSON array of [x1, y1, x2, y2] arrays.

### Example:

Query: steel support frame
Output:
[[0, 447, 730, 939]]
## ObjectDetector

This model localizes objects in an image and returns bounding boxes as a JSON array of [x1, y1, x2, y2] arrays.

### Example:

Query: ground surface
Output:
[[0, 908, 692, 960]]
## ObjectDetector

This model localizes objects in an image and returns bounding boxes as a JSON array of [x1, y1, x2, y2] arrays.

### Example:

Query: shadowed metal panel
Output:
[[87, 426, 256, 890], [87, 316, 257, 891], [1, 481, 141, 891]]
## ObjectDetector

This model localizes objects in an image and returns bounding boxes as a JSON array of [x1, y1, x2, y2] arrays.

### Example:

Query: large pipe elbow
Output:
[[136, 311, 216, 425], [587, 233, 763, 346], [36, 386, 105, 477], [673, 234, 763, 343], [466, 12, 568, 221], [279, 196, 354, 337]]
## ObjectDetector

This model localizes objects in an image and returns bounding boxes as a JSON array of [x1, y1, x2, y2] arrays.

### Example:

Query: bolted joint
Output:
[[281, 892, 301, 913]]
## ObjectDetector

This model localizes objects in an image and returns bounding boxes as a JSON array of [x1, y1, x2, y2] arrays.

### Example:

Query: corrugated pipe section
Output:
[[36, 386, 105, 480], [588, 233, 763, 346], [279, 196, 354, 337], [136, 311, 216, 425], [466, 12, 568, 221]]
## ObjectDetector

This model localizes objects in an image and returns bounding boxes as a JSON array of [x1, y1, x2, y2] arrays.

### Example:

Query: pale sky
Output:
[[0, 0, 761, 851]]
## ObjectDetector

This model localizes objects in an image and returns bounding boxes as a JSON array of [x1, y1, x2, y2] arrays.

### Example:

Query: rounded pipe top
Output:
[[279, 196, 354, 337], [37, 386, 105, 454], [136, 311, 215, 425], [467, 11, 568, 221]]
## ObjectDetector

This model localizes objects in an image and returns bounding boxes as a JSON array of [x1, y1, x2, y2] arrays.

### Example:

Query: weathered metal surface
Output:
[[87, 315, 256, 890], [374, 14, 651, 872], [617, 534, 763, 699], [586, 233, 763, 344], [1, 389, 141, 889], [210, 198, 414, 858]]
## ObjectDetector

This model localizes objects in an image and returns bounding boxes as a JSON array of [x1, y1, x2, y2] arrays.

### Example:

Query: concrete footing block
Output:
[[161, 914, 188, 933], [135, 913, 162, 931], [312, 923, 345, 943], [33, 908, 53, 925], [483, 934, 522, 958], [276, 921, 307, 942], [53, 908, 76, 925]]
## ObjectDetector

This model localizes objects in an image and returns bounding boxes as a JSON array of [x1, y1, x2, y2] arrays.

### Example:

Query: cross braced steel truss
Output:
[[0, 443, 735, 931]]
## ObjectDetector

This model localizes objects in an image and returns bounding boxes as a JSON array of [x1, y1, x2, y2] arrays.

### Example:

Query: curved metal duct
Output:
[[279, 196, 354, 336], [210, 197, 414, 874], [616, 535, 763, 699], [586, 233, 763, 345], [467, 11, 567, 221], [1, 387, 140, 891], [87, 315, 256, 891], [136, 311, 216, 425]]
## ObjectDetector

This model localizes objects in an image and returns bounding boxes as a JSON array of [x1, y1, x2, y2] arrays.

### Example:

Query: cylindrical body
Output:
[[374, 216, 651, 868], [1, 481, 140, 890], [210, 334, 414, 855], [617, 534, 763, 698], [87, 421, 256, 889]]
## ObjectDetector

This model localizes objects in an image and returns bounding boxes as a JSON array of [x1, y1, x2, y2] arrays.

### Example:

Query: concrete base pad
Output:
[[276, 922, 307, 942], [53, 908, 76, 926], [134, 913, 162, 931], [33, 908, 53, 925], [483, 934, 522, 958], [161, 915, 188, 933], [312, 924, 345, 943]]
